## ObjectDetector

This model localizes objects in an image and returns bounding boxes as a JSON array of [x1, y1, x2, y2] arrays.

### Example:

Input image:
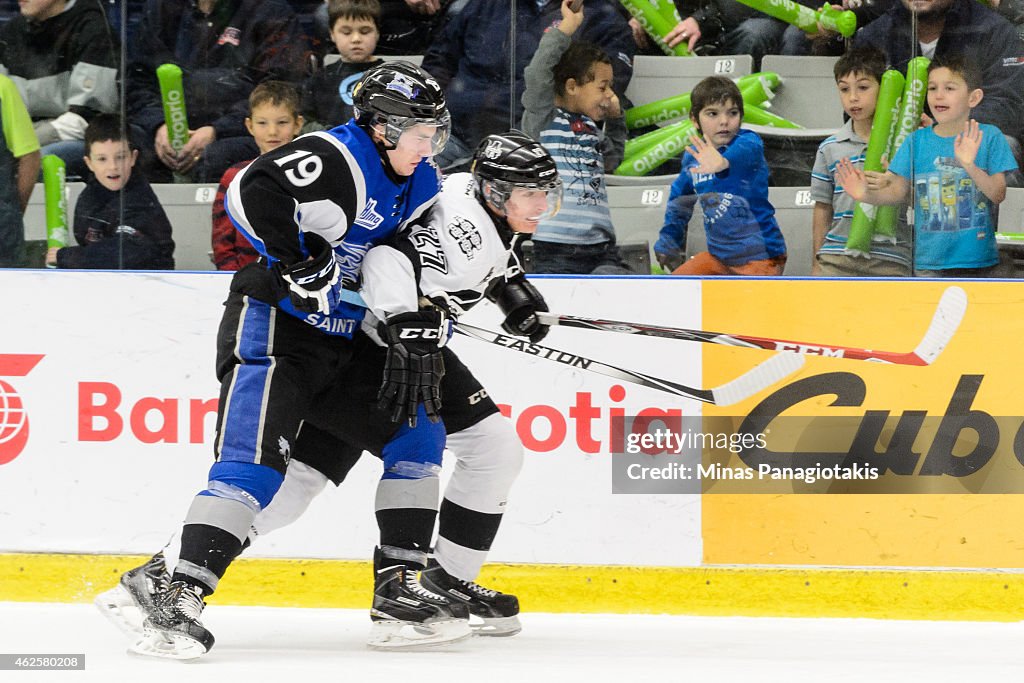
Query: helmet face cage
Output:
[[480, 175, 562, 223], [473, 132, 562, 223], [377, 110, 451, 156]]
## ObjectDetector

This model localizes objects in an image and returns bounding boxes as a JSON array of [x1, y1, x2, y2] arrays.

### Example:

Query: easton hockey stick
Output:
[[536, 285, 967, 366], [455, 323, 804, 406]]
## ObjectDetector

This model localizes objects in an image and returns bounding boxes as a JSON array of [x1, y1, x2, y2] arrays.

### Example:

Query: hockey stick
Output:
[[536, 285, 967, 366], [455, 323, 804, 406]]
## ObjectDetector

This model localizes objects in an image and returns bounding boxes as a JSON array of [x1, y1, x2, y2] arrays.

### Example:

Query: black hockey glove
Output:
[[488, 275, 549, 344], [377, 308, 449, 427], [278, 232, 342, 315]]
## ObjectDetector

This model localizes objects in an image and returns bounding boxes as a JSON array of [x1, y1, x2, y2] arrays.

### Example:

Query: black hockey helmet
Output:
[[471, 130, 562, 220], [352, 60, 450, 154]]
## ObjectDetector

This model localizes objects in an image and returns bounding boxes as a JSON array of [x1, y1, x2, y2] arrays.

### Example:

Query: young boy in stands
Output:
[[0, 73, 41, 268], [47, 115, 174, 269], [212, 81, 303, 270], [812, 46, 912, 277], [837, 55, 1018, 277], [521, 0, 631, 274], [654, 76, 787, 275], [302, 0, 385, 132]]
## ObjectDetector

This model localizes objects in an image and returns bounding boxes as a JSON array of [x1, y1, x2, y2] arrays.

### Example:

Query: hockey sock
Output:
[[173, 523, 244, 595], [376, 508, 438, 569]]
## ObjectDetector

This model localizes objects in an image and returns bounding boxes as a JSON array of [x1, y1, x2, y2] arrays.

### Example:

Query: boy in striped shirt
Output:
[[521, 0, 630, 274]]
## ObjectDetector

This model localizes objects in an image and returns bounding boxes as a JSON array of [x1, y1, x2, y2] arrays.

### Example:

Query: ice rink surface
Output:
[[2, 602, 1023, 682]]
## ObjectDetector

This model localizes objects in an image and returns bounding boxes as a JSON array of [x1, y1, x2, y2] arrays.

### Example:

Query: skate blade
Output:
[[367, 618, 473, 650], [128, 628, 209, 660], [471, 614, 521, 637], [94, 584, 147, 638]]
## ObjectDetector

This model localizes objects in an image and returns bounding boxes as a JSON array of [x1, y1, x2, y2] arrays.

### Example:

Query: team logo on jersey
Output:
[[217, 27, 241, 46], [386, 73, 420, 100], [447, 217, 483, 260], [482, 139, 504, 160], [0, 354, 44, 466], [354, 198, 384, 231]]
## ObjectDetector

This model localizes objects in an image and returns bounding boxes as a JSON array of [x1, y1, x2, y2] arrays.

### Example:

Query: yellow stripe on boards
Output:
[[1, 553, 1023, 622]]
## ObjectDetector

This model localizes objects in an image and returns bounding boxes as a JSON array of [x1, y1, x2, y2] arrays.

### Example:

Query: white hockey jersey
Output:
[[359, 172, 524, 338]]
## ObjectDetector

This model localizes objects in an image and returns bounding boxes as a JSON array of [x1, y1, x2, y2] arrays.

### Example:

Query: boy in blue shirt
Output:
[[654, 76, 787, 275], [836, 54, 1018, 277]]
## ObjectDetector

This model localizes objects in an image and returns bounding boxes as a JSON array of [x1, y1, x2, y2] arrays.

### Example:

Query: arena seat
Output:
[[756, 55, 843, 133], [625, 54, 754, 109], [683, 186, 814, 276], [24, 182, 219, 271], [608, 184, 671, 270], [323, 54, 423, 67]]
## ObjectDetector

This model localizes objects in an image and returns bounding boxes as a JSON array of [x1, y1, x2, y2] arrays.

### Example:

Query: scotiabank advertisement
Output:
[[2, 272, 1023, 570]]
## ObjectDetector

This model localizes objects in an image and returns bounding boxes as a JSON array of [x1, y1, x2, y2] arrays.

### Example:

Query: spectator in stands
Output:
[[126, 0, 307, 183], [0, 73, 41, 268], [853, 0, 1024, 155], [46, 115, 175, 270], [780, 0, 896, 57], [655, 76, 787, 275], [0, 0, 118, 180], [302, 0, 384, 132], [836, 55, 1017, 277], [313, 0, 451, 58], [212, 81, 303, 270], [423, 0, 634, 171], [662, 0, 787, 70], [811, 47, 911, 276], [522, 0, 631, 275]]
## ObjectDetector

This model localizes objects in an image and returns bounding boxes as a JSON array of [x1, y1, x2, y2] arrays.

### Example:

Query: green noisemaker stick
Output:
[[846, 69, 904, 254], [625, 72, 781, 129], [619, 0, 690, 56], [655, 0, 682, 24], [735, 0, 855, 36], [626, 92, 692, 129], [875, 56, 929, 238], [742, 105, 803, 129], [625, 117, 694, 157], [616, 120, 695, 176], [816, 5, 857, 38], [157, 63, 190, 152], [42, 154, 68, 252]]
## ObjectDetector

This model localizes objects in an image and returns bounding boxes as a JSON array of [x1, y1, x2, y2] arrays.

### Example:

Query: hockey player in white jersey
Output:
[[97, 130, 560, 649]]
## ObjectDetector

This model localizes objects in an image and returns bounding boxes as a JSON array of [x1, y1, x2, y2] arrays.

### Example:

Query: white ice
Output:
[[2, 601, 1022, 682]]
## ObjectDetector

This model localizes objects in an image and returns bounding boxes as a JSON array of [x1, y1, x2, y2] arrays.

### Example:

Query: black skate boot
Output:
[[420, 558, 521, 636], [368, 546, 472, 649], [94, 552, 170, 637], [129, 580, 215, 660]]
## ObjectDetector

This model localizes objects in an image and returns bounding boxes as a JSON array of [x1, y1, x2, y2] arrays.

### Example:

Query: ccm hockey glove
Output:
[[377, 308, 449, 427], [488, 275, 549, 344], [279, 232, 342, 315]]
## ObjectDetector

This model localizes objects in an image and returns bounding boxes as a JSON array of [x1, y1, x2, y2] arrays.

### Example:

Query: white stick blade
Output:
[[710, 352, 805, 406], [912, 286, 968, 365]]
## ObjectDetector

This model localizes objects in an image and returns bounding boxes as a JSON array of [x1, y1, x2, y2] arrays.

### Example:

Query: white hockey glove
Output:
[[377, 308, 449, 427], [279, 232, 342, 315], [488, 275, 549, 344]]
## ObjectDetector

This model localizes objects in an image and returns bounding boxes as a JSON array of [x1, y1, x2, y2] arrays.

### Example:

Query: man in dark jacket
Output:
[[0, 0, 118, 179], [126, 0, 307, 183], [854, 0, 1024, 144], [422, 0, 634, 170]]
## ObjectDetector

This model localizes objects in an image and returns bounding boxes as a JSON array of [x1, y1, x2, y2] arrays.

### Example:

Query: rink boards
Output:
[[2, 272, 1024, 619]]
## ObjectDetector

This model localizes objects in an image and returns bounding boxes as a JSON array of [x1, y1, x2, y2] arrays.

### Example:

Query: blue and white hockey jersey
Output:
[[225, 121, 442, 336]]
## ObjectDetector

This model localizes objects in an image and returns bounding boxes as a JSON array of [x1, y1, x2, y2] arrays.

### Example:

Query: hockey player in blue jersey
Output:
[[97, 131, 561, 652], [124, 61, 455, 659]]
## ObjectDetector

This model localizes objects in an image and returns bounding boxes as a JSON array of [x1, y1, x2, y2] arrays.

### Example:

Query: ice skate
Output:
[[420, 558, 521, 636], [128, 580, 215, 660], [368, 547, 472, 650], [94, 552, 169, 637]]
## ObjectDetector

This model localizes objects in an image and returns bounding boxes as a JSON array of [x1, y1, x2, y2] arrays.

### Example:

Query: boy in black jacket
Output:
[[47, 115, 175, 269]]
